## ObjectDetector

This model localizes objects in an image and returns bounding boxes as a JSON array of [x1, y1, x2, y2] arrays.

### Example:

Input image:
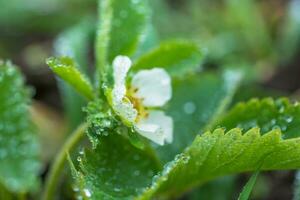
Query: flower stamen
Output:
[[127, 86, 149, 122]]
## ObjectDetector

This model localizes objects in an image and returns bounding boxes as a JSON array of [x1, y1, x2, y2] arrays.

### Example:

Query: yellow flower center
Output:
[[127, 87, 149, 122]]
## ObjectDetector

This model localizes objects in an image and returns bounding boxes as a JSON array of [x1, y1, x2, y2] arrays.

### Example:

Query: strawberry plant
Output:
[[1, 0, 300, 199]]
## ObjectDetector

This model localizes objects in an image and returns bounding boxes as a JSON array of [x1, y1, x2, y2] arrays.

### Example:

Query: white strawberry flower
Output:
[[110, 55, 173, 145]]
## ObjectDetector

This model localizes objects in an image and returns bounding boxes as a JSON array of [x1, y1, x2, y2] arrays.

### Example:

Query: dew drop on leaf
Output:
[[83, 188, 92, 197], [182, 155, 190, 164], [151, 174, 160, 185], [114, 187, 121, 192], [284, 115, 293, 123], [79, 149, 84, 155], [183, 101, 196, 114], [281, 125, 287, 131], [271, 119, 276, 125], [133, 170, 140, 176]]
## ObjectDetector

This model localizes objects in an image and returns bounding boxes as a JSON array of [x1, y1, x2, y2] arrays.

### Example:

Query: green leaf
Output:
[[70, 134, 160, 200], [156, 69, 242, 162], [238, 170, 260, 200], [216, 98, 300, 139], [131, 40, 203, 78], [0, 61, 40, 193], [83, 99, 122, 148], [231, 84, 283, 106], [134, 23, 159, 58], [139, 128, 300, 199], [84, 99, 145, 150], [46, 56, 94, 100], [54, 20, 94, 129], [54, 18, 94, 72], [96, 0, 150, 73]]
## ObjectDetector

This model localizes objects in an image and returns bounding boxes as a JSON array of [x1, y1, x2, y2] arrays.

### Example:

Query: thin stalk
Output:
[[42, 123, 87, 200]]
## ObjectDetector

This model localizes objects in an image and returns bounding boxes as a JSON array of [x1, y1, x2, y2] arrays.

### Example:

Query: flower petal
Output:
[[131, 68, 172, 107], [112, 56, 132, 101], [112, 97, 137, 124], [113, 55, 132, 86], [111, 56, 137, 124], [135, 110, 173, 145], [135, 123, 165, 145]]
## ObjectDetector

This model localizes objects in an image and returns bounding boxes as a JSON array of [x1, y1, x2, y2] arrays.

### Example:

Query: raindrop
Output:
[[285, 115, 293, 123], [83, 188, 92, 197], [182, 155, 190, 164], [133, 170, 140, 176], [102, 119, 111, 127], [272, 125, 281, 131], [183, 101, 196, 114], [79, 149, 84, 155], [114, 187, 121, 192], [151, 175, 160, 183], [270, 119, 276, 125], [281, 125, 287, 131], [103, 131, 109, 136]]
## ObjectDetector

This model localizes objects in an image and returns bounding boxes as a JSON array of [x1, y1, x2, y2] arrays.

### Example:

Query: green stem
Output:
[[42, 123, 87, 200]]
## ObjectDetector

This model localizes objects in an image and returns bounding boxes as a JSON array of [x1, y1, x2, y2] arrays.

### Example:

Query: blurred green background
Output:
[[1, 0, 300, 106], [0, 0, 300, 199]]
